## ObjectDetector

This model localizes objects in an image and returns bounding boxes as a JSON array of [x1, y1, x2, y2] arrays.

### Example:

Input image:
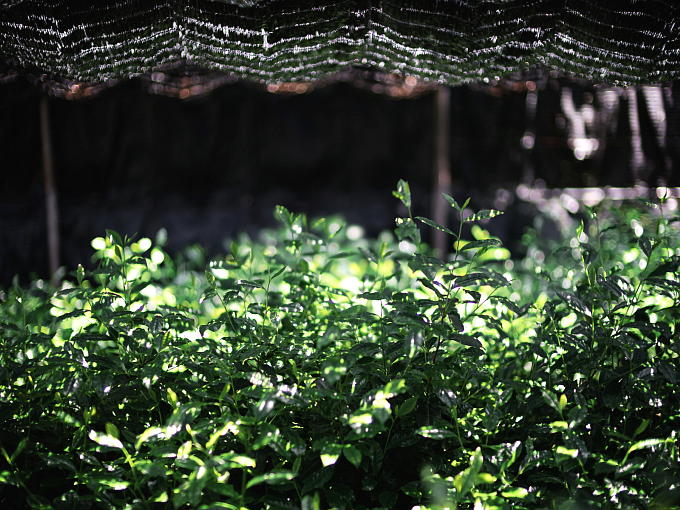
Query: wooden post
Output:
[[40, 95, 60, 284], [432, 86, 451, 258], [626, 88, 644, 184]]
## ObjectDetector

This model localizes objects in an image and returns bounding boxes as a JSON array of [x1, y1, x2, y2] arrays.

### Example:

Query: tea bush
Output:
[[1, 182, 679, 509]]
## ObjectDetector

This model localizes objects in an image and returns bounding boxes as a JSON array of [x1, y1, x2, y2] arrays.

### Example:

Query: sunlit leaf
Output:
[[320, 443, 343, 467], [393, 179, 412, 209], [88, 430, 124, 450], [464, 209, 503, 222], [416, 217, 455, 236], [442, 193, 461, 210], [246, 471, 295, 489], [417, 427, 455, 439], [625, 438, 672, 458], [501, 487, 529, 498], [135, 427, 163, 450]]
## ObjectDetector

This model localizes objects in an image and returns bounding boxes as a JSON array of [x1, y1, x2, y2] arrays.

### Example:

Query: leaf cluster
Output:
[[1, 184, 679, 510]]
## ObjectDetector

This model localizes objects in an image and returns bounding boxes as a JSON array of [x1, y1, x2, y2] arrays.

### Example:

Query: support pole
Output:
[[432, 86, 451, 258], [40, 95, 60, 284], [626, 88, 645, 184]]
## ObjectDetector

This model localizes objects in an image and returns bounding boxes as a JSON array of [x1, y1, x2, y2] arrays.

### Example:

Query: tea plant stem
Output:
[[382, 418, 396, 456], [121, 242, 130, 306], [432, 335, 443, 363], [621, 280, 643, 323], [239, 466, 247, 507], [216, 289, 238, 334], [121, 446, 149, 508]]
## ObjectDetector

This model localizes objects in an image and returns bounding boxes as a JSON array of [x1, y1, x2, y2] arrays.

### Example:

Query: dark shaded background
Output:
[[1, 77, 679, 285]]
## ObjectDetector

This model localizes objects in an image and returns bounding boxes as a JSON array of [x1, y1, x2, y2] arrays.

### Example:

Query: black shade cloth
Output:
[[1, 0, 679, 87]]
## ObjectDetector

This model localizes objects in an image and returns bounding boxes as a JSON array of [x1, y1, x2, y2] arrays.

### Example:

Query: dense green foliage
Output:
[[1, 182, 679, 509]]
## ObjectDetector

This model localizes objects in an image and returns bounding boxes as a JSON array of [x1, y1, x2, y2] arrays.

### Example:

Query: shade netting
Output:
[[1, 0, 679, 86]]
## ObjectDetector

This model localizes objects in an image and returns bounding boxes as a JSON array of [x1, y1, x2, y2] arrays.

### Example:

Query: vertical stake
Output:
[[40, 94, 60, 285], [432, 85, 451, 258], [626, 88, 645, 184]]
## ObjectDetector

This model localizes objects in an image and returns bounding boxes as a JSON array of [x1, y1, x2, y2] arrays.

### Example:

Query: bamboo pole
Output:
[[432, 86, 451, 258], [40, 95, 60, 284]]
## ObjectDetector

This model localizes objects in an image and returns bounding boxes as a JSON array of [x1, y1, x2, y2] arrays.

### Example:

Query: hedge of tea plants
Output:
[[1, 182, 679, 510]]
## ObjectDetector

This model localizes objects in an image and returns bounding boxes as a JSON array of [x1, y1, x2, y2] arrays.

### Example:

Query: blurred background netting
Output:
[[2, 0, 680, 84], [1, 0, 680, 284]]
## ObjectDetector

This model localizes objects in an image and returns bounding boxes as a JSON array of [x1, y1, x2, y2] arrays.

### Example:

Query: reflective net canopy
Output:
[[1, 0, 679, 87]]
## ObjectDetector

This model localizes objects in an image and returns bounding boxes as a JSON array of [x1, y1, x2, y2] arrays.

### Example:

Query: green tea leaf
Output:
[[442, 193, 461, 210], [397, 397, 417, 417], [383, 379, 406, 396], [343, 445, 362, 468], [274, 205, 294, 227], [464, 209, 503, 222], [458, 238, 502, 251], [417, 427, 455, 439], [416, 217, 455, 236], [105, 423, 120, 439], [501, 487, 529, 499], [394, 217, 420, 244], [454, 448, 483, 497], [452, 333, 482, 349], [393, 179, 412, 209], [320, 443, 343, 467], [89, 430, 124, 450], [626, 438, 672, 457], [136, 427, 163, 450], [246, 471, 295, 489], [639, 235, 654, 258], [558, 394, 567, 413]]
